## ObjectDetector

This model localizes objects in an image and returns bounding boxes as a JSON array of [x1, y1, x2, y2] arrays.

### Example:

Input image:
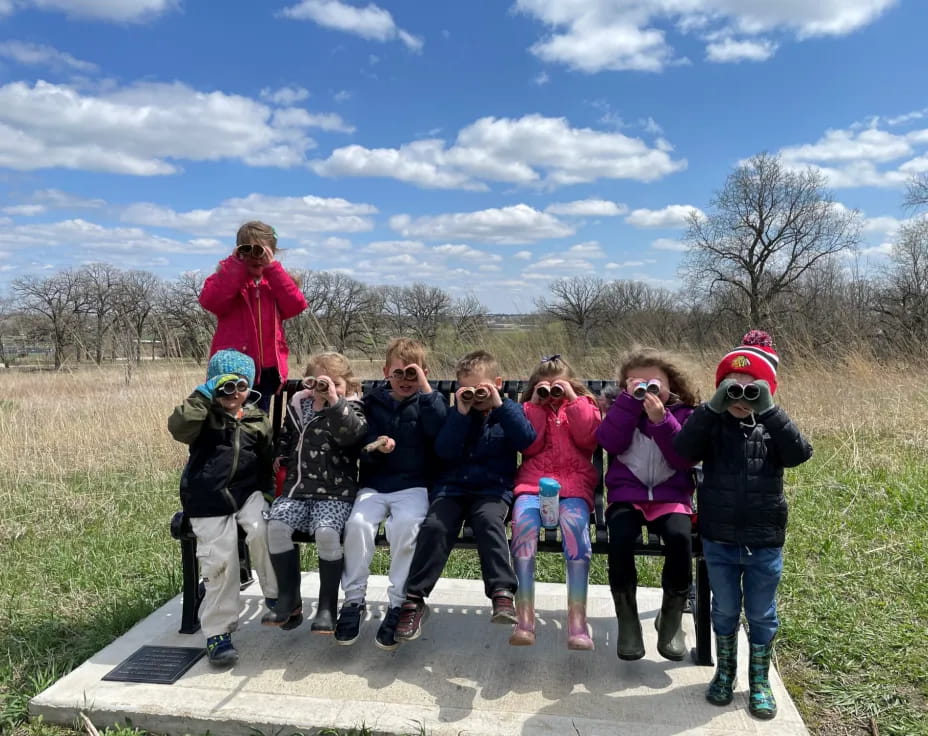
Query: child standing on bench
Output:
[[336, 338, 447, 650], [395, 350, 536, 642], [262, 352, 366, 634], [596, 349, 699, 662], [168, 349, 278, 668], [510, 354, 603, 650], [674, 331, 812, 720]]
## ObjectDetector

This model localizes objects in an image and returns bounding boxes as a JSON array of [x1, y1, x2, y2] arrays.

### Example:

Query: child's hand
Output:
[[455, 386, 475, 415], [364, 435, 395, 453], [532, 382, 551, 404], [195, 373, 240, 399], [482, 383, 503, 409], [707, 379, 737, 413], [553, 379, 576, 402], [642, 392, 666, 423], [746, 380, 774, 414], [311, 374, 337, 410], [409, 363, 431, 394]]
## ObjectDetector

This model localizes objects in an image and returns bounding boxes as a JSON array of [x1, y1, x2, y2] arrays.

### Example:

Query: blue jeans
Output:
[[702, 539, 782, 645]]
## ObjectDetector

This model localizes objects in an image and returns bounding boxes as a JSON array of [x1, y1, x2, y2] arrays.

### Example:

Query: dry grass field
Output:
[[1, 353, 926, 735]]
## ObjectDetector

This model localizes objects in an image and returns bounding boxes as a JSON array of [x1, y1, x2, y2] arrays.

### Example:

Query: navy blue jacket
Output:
[[359, 384, 448, 492], [432, 398, 536, 503], [673, 404, 812, 547]]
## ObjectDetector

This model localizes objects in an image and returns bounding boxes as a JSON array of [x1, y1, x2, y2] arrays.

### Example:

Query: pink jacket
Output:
[[514, 395, 603, 511], [199, 256, 307, 381]]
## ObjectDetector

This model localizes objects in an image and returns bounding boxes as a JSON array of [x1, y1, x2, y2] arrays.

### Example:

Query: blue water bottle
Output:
[[539, 477, 561, 529]]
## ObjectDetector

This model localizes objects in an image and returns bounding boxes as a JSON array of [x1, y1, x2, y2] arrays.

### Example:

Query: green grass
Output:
[[2, 443, 927, 735]]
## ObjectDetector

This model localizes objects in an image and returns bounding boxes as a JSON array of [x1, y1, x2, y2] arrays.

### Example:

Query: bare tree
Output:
[[682, 153, 861, 327], [873, 219, 928, 353], [905, 174, 928, 210], [0, 295, 15, 368], [75, 263, 125, 365], [317, 272, 379, 353], [535, 276, 607, 340], [12, 271, 84, 368], [157, 273, 216, 362], [450, 294, 489, 342]]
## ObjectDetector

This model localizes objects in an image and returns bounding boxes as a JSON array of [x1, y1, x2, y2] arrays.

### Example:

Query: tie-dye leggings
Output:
[[510, 494, 592, 562]]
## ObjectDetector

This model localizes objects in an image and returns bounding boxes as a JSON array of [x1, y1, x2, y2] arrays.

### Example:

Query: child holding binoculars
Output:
[[674, 331, 812, 720], [509, 354, 602, 649], [395, 350, 536, 642], [596, 348, 700, 663], [167, 349, 278, 667], [337, 338, 448, 650], [263, 352, 366, 633], [199, 221, 307, 411]]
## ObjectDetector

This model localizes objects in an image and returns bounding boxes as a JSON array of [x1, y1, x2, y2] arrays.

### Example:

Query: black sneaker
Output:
[[206, 633, 238, 667], [375, 606, 402, 651], [334, 600, 366, 645], [395, 598, 429, 640]]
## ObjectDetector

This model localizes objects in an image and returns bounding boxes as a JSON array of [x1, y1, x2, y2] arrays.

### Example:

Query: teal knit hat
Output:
[[207, 349, 255, 387]]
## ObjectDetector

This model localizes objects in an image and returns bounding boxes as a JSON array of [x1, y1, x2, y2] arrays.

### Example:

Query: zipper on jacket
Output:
[[222, 423, 242, 512]]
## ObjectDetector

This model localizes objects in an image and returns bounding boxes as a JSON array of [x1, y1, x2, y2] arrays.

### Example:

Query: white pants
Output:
[[189, 491, 278, 638], [341, 487, 429, 608]]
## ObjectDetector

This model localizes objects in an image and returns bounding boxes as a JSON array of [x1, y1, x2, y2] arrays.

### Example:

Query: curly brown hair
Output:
[[520, 354, 593, 403], [306, 351, 361, 396], [616, 348, 699, 407]]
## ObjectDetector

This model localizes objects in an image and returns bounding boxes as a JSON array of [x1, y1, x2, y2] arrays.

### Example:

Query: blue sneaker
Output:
[[206, 634, 239, 667]]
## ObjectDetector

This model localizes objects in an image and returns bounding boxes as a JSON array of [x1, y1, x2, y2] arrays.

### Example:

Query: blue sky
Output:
[[0, 0, 925, 311]]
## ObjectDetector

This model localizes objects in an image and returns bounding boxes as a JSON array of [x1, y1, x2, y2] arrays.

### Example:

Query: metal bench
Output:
[[170, 378, 712, 664]]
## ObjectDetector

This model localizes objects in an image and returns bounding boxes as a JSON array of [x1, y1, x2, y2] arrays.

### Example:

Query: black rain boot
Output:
[[611, 586, 645, 660], [706, 632, 738, 706], [749, 639, 778, 720], [311, 557, 343, 634], [655, 589, 688, 661], [261, 548, 303, 630]]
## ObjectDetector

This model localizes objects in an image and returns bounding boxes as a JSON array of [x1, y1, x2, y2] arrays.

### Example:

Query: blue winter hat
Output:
[[207, 349, 255, 387]]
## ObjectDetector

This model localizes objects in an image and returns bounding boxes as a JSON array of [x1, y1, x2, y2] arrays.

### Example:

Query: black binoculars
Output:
[[726, 382, 760, 401], [536, 384, 565, 400], [632, 380, 661, 400], [459, 386, 490, 402], [218, 378, 249, 395], [390, 367, 419, 381], [303, 376, 330, 392]]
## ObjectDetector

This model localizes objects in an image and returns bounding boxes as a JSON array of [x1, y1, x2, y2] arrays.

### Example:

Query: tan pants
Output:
[[190, 491, 278, 638]]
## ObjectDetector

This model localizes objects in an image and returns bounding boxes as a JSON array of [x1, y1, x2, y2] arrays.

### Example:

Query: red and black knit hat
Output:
[[715, 330, 779, 394]]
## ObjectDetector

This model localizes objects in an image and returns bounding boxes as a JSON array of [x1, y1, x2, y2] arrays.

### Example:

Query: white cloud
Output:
[[515, 0, 896, 73], [651, 237, 687, 252], [390, 204, 573, 244], [0, 40, 98, 72], [2, 204, 45, 216], [312, 113, 685, 190], [260, 86, 310, 105], [7, 0, 176, 22], [626, 204, 703, 228], [706, 37, 777, 63], [333, 89, 352, 103], [545, 198, 627, 216], [432, 244, 502, 262], [120, 193, 377, 236], [514, 250, 533, 260], [534, 71, 550, 86], [0, 80, 330, 174], [0, 219, 224, 254], [363, 240, 426, 254], [568, 241, 606, 258], [280, 0, 423, 51], [605, 259, 652, 269]]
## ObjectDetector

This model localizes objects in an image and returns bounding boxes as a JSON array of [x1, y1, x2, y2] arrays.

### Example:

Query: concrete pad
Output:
[[31, 574, 808, 736]]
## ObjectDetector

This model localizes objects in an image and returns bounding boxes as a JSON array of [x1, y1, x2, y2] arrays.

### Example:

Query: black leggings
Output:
[[606, 503, 692, 594]]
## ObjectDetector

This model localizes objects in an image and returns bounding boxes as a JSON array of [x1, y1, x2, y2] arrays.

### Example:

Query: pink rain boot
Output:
[[509, 557, 536, 646], [566, 559, 594, 651]]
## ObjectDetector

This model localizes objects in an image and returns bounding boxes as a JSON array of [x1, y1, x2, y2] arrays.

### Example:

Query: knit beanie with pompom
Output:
[[714, 330, 779, 394]]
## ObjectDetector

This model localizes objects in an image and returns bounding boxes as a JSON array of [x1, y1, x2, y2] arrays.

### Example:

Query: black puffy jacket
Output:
[[673, 404, 812, 547], [168, 393, 273, 518]]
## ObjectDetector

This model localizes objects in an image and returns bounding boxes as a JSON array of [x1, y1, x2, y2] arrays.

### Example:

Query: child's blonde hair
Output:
[[236, 221, 278, 253], [617, 348, 699, 407], [306, 351, 360, 395], [520, 354, 592, 402], [384, 337, 429, 371], [455, 350, 498, 380]]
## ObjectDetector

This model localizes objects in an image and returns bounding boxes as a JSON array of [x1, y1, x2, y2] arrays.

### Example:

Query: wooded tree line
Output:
[[1, 154, 926, 370]]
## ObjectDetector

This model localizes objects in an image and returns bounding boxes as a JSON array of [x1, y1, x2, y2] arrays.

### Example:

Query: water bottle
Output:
[[539, 477, 561, 529]]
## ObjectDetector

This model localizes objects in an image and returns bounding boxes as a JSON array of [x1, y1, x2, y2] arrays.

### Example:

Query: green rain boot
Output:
[[654, 589, 688, 661], [610, 585, 644, 660], [749, 640, 778, 720], [706, 632, 738, 706], [509, 557, 536, 646]]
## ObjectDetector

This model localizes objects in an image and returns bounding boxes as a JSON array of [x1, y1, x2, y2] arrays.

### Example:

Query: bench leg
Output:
[[179, 536, 202, 635], [691, 556, 713, 666]]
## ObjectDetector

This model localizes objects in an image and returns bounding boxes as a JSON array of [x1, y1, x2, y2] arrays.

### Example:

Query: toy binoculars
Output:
[[459, 386, 490, 402], [303, 376, 330, 392], [632, 379, 662, 400], [236, 243, 268, 259], [536, 384, 565, 400], [218, 378, 250, 395], [726, 382, 761, 401], [390, 366, 419, 381]]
